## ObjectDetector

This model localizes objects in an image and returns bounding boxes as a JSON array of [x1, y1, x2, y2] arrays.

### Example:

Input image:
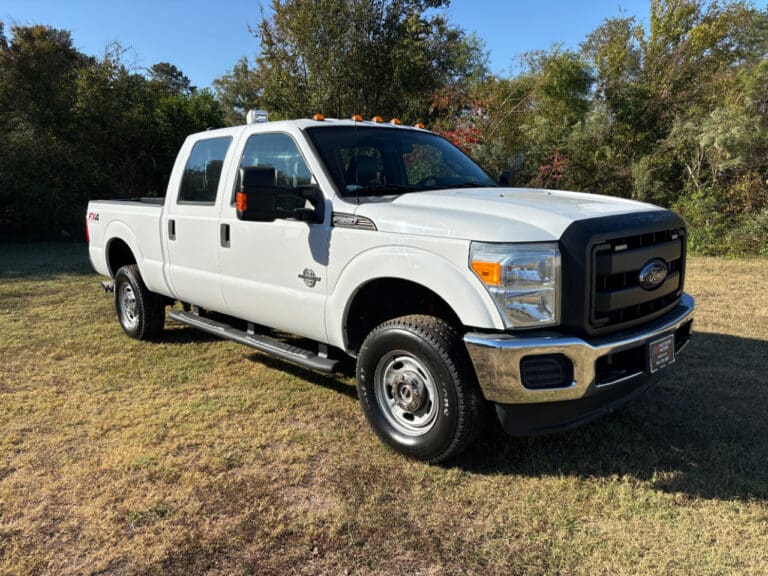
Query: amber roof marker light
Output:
[[312, 113, 325, 121]]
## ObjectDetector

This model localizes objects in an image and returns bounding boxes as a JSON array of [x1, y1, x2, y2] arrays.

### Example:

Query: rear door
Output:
[[163, 135, 235, 312]]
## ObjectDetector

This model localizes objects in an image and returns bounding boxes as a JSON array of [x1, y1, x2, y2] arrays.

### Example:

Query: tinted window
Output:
[[178, 137, 232, 204], [238, 133, 313, 212], [239, 133, 312, 190], [305, 126, 496, 196]]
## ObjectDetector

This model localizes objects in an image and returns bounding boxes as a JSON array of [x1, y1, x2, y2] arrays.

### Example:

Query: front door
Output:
[[218, 132, 330, 342]]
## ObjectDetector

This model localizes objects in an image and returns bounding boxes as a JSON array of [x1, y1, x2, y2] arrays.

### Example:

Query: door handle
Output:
[[220, 223, 230, 248], [168, 219, 176, 241]]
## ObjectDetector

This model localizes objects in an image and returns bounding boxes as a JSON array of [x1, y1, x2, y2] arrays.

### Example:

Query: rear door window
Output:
[[178, 137, 232, 204]]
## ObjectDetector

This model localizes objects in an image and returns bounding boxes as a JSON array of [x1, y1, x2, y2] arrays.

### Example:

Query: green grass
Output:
[[1, 243, 767, 575]]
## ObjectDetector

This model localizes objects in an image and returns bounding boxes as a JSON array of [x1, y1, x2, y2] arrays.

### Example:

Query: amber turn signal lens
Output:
[[236, 192, 247, 212], [471, 261, 502, 286]]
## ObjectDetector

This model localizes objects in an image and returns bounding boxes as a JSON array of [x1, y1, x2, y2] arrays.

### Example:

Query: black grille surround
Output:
[[559, 210, 687, 337]]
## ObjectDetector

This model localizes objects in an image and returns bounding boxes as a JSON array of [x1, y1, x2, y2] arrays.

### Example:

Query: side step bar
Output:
[[168, 310, 338, 373]]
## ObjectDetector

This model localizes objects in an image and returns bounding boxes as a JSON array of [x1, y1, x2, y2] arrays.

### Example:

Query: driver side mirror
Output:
[[499, 169, 514, 186], [236, 166, 324, 223]]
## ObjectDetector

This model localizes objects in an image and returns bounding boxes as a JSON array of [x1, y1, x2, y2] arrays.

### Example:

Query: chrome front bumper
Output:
[[464, 293, 695, 404]]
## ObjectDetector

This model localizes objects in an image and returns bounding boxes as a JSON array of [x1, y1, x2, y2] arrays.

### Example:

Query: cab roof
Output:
[[191, 118, 427, 140]]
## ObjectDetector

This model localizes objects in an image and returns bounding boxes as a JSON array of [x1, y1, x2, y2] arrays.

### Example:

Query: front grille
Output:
[[591, 228, 685, 329], [559, 210, 688, 337]]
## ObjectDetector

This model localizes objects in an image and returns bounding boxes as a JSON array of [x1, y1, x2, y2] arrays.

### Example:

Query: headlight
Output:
[[470, 242, 561, 329]]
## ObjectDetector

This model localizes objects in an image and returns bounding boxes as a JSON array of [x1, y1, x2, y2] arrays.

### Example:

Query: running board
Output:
[[168, 310, 338, 373]]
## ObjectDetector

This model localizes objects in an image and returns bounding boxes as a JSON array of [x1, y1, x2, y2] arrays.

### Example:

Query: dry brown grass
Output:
[[1, 243, 767, 575]]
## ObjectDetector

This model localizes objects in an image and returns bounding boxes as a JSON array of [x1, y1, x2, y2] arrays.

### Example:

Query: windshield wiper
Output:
[[449, 181, 491, 188], [354, 184, 422, 195]]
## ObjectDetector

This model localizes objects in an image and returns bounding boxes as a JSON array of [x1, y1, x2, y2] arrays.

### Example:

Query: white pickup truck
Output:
[[87, 115, 694, 462]]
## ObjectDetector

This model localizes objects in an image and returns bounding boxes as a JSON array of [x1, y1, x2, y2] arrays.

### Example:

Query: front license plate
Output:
[[648, 333, 675, 374]]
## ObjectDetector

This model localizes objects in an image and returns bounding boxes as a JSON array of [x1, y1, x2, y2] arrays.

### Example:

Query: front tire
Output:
[[114, 265, 165, 340], [356, 315, 483, 463]]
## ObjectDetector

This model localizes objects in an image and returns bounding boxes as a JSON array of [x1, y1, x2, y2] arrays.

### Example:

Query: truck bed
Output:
[[87, 198, 169, 297]]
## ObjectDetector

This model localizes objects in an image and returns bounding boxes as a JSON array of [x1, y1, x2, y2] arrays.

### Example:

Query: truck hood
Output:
[[352, 187, 663, 242]]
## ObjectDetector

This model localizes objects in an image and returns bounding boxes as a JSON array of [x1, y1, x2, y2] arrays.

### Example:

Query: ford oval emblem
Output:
[[638, 259, 668, 290]]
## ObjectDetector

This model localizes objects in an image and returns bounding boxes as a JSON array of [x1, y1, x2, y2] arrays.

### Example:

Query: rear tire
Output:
[[356, 315, 483, 463], [114, 265, 165, 340]]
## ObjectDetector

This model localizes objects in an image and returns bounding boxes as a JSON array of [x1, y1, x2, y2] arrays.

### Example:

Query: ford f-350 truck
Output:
[[86, 115, 694, 462]]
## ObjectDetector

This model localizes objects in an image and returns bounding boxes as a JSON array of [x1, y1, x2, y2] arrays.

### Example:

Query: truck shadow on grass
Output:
[[456, 332, 768, 502], [158, 314, 767, 502], [247, 352, 359, 400]]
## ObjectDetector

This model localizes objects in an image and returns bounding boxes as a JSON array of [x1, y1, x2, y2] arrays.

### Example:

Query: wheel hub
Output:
[[374, 351, 439, 437], [392, 372, 426, 412]]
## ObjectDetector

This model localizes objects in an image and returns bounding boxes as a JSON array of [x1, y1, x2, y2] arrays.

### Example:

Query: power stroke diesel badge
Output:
[[298, 268, 321, 288]]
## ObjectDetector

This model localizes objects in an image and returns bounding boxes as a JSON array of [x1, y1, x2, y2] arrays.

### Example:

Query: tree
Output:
[[213, 57, 265, 126], [0, 25, 223, 240], [214, 0, 487, 124], [468, 49, 592, 188], [149, 62, 194, 96], [0, 24, 90, 239]]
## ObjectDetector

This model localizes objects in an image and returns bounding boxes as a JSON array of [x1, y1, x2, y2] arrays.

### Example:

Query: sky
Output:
[[1, 0, 654, 89]]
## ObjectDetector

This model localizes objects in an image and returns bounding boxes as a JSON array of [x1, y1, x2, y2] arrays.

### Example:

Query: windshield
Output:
[[305, 126, 497, 197]]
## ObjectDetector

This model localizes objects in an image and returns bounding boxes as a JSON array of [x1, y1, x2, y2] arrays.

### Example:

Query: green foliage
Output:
[[673, 187, 728, 253], [212, 57, 263, 126], [3, 1, 768, 254], [214, 0, 487, 124], [561, 108, 633, 197], [0, 26, 223, 240], [469, 50, 593, 188], [470, 0, 768, 254]]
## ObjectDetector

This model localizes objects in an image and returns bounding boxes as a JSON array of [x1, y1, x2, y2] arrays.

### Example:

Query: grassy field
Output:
[[1, 243, 767, 576]]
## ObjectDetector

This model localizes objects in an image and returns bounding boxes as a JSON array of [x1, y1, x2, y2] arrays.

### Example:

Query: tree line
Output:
[[0, 25, 222, 241], [2, 0, 767, 254]]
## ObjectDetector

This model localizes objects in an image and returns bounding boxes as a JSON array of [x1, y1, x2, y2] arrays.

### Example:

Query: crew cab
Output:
[[86, 115, 694, 462]]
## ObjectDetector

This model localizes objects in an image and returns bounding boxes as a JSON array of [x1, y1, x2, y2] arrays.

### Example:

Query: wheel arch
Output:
[[104, 221, 143, 278], [344, 278, 461, 353], [327, 246, 504, 353], [106, 237, 137, 278]]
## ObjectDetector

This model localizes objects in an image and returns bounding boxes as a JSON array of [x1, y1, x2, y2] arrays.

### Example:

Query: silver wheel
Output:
[[114, 265, 165, 340], [118, 283, 139, 331], [374, 350, 439, 437], [357, 315, 482, 462]]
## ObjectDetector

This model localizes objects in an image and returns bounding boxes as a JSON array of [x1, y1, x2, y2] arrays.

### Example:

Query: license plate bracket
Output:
[[648, 333, 675, 374]]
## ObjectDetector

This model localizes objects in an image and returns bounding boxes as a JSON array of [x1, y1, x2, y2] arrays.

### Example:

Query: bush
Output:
[[673, 188, 729, 255], [725, 209, 768, 256]]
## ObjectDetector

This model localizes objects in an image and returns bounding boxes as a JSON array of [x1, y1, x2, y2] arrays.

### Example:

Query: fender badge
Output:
[[298, 268, 321, 288]]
